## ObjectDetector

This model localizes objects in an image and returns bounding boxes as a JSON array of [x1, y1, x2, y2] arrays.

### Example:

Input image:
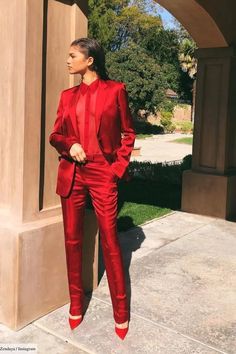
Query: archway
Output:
[[157, 0, 227, 47], [155, 0, 236, 219]]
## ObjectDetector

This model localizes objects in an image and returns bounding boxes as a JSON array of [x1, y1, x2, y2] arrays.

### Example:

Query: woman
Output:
[[49, 37, 136, 340]]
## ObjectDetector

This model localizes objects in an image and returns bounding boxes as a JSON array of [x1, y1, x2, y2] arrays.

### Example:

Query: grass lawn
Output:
[[116, 178, 181, 231], [117, 202, 171, 231], [171, 137, 193, 145], [136, 133, 153, 139]]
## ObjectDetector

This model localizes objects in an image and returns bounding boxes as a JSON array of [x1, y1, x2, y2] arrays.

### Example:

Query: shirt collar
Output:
[[79, 78, 100, 95]]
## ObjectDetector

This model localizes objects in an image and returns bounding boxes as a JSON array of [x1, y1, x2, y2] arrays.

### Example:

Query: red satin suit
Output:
[[49, 78, 136, 324]]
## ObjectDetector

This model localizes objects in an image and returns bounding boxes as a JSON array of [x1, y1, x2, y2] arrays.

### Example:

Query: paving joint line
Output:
[[32, 322, 95, 354], [120, 210, 217, 235], [90, 296, 230, 354], [118, 211, 177, 234], [122, 217, 218, 263], [147, 218, 218, 253]]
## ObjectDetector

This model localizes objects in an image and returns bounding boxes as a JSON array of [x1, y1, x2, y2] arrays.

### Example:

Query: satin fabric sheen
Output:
[[60, 79, 129, 324]]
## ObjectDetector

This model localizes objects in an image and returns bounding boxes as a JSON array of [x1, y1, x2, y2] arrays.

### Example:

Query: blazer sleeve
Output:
[[110, 83, 136, 179], [48, 91, 80, 156]]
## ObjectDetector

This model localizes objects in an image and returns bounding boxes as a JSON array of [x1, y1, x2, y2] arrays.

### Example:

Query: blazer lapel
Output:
[[67, 79, 109, 138], [67, 85, 81, 138]]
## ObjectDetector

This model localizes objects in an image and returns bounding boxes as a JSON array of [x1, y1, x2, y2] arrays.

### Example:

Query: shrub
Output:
[[128, 154, 193, 185], [180, 121, 192, 133], [134, 120, 164, 135], [160, 110, 176, 133], [181, 154, 192, 170]]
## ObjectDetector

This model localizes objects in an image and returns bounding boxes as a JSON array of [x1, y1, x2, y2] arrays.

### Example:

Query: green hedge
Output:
[[128, 154, 192, 185]]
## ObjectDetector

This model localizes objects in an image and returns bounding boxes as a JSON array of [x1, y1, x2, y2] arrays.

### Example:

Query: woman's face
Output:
[[66, 45, 94, 75]]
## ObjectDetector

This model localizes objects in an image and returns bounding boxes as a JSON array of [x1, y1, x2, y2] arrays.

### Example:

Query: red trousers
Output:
[[60, 153, 129, 324]]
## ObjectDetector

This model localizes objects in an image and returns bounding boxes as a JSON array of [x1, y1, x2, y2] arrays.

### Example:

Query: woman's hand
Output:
[[69, 143, 87, 163]]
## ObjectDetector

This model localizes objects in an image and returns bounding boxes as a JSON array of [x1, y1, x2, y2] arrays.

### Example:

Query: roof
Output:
[[166, 89, 178, 98]]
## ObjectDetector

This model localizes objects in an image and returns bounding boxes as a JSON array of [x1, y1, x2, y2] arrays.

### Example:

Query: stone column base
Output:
[[181, 170, 236, 220], [0, 209, 98, 331]]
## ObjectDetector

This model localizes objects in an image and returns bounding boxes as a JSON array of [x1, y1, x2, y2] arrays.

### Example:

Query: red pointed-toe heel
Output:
[[115, 321, 129, 340], [68, 314, 83, 330], [68, 301, 84, 330]]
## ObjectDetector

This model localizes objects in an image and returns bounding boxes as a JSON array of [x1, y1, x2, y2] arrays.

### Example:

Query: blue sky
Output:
[[130, 1, 179, 29], [143, 2, 178, 29], [160, 8, 176, 28], [157, 5, 177, 29]]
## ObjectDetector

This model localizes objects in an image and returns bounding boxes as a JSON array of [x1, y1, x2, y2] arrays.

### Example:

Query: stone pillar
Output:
[[0, 0, 98, 331], [182, 47, 236, 219]]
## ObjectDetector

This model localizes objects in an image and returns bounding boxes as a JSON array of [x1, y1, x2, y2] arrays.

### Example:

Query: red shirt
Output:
[[76, 78, 102, 155]]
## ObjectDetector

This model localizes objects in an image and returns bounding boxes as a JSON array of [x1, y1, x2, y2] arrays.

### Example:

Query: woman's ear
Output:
[[87, 56, 94, 67]]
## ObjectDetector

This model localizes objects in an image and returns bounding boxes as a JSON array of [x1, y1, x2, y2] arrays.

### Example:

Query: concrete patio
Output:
[[1, 211, 235, 353], [132, 133, 193, 163]]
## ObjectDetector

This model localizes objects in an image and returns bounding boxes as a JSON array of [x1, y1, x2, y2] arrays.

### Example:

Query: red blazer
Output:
[[49, 79, 136, 197]]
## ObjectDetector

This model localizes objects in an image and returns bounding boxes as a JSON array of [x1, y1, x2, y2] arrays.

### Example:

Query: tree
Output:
[[88, 0, 129, 51], [106, 40, 167, 117], [88, 1, 195, 112]]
